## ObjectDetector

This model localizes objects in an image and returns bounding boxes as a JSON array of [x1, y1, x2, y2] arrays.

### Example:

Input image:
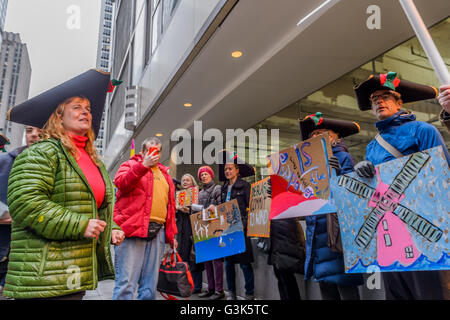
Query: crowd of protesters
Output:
[[0, 70, 449, 300]]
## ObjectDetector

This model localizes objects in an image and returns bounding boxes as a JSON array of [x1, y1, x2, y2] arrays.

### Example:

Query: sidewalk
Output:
[[83, 279, 222, 300]]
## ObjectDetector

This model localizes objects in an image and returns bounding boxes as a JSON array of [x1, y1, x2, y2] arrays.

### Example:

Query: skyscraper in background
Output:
[[0, 31, 31, 150], [0, 0, 8, 51], [95, 0, 115, 156]]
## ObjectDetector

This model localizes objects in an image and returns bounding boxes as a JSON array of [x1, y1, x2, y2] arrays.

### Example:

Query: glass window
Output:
[[243, 18, 449, 179], [162, 0, 178, 32], [132, 0, 147, 84], [151, 1, 162, 54]]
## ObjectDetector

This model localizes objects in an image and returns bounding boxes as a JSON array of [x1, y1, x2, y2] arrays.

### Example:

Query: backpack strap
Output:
[[375, 134, 404, 158]]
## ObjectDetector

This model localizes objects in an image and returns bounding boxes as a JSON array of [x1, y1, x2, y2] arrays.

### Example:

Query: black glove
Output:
[[354, 160, 376, 178], [329, 156, 341, 175]]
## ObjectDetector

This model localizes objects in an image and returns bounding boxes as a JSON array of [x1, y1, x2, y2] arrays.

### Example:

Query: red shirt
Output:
[[71, 135, 105, 209]]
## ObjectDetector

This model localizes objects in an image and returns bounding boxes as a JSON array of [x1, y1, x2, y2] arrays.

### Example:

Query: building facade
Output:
[[0, 0, 8, 55], [0, 32, 31, 150], [95, 0, 116, 155], [103, 0, 450, 299]]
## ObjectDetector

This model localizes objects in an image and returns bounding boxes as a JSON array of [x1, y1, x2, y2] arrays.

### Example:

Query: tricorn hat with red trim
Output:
[[299, 112, 360, 140], [353, 71, 438, 111], [217, 149, 255, 182], [7, 69, 121, 136]]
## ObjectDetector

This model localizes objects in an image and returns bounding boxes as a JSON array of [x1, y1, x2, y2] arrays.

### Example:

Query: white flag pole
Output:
[[399, 0, 450, 85]]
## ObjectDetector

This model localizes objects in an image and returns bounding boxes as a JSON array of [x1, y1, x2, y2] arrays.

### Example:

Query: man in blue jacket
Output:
[[0, 126, 40, 297], [299, 113, 364, 300], [353, 72, 449, 300]]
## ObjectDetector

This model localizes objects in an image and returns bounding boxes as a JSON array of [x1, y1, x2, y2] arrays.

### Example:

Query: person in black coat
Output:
[[218, 150, 256, 300], [268, 217, 306, 300], [175, 173, 204, 294]]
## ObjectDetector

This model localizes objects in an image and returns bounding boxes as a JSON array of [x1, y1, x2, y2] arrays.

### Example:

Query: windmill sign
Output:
[[330, 146, 450, 273]]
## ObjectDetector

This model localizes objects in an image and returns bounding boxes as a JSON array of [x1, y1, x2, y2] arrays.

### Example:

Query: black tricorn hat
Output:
[[7, 69, 111, 136], [353, 71, 438, 111], [217, 149, 255, 182], [299, 112, 360, 140]]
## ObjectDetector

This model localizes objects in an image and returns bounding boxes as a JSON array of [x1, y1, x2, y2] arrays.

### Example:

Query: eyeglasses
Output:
[[370, 93, 396, 103]]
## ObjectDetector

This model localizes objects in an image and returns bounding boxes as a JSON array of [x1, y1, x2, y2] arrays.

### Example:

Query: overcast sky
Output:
[[5, 0, 101, 98]]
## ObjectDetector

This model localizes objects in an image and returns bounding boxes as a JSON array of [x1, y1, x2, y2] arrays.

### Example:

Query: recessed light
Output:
[[184, 103, 192, 107], [231, 51, 243, 58], [156, 133, 163, 137]]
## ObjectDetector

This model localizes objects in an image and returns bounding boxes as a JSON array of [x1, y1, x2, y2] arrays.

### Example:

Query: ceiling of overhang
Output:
[[113, 0, 450, 173]]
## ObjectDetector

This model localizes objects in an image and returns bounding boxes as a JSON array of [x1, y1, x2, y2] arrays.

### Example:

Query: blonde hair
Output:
[[41, 96, 100, 166], [181, 174, 198, 187]]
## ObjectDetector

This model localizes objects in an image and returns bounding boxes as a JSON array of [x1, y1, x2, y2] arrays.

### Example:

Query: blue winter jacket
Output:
[[366, 110, 450, 166], [304, 141, 364, 286]]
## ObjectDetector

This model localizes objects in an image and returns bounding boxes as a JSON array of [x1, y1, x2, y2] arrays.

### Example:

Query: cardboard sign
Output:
[[267, 133, 336, 219], [247, 177, 271, 237], [190, 199, 246, 263], [330, 146, 450, 273], [176, 187, 199, 209]]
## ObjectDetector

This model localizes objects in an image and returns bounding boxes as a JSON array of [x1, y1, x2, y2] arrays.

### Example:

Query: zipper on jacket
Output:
[[38, 244, 49, 276]]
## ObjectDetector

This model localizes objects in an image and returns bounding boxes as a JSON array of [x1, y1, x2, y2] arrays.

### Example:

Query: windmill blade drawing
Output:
[[337, 151, 442, 248]]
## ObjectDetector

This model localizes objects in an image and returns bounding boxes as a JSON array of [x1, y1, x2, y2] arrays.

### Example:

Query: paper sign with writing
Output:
[[247, 178, 271, 237], [190, 199, 246, 263], [176, 187, 199, 209], [330, 146, 450, 273], [267, 133, 336, 219]]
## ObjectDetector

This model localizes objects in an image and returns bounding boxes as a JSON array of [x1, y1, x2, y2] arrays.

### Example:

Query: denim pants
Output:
[[224, 261, 254, 295], [112, 229, 165, 300]]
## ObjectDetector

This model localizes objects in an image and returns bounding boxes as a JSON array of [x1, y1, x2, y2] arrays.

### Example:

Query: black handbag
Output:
[[157, 250, 194, 300], [147, 221, 163, 240]]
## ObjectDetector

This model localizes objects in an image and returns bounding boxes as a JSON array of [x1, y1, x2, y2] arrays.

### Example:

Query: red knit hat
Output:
[[198, 166, 214, 180]]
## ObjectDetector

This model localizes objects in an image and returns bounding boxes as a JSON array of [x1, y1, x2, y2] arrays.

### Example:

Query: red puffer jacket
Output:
[[113, 154, 177, 243]]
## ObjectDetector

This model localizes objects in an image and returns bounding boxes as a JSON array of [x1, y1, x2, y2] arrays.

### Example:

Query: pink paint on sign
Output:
[[377, 212, 420, 267], [369, 169, 420, 266]]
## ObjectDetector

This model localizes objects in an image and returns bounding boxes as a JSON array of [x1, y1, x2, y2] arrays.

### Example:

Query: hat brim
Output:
[[353, 75, 438, 111], [299, 117, 360, 140], [217, 150, 255, 182], [7, 69, 110, 136]]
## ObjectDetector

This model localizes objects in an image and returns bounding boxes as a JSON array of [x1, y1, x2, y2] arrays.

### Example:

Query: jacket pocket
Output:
[[38, 243, 49, 276]]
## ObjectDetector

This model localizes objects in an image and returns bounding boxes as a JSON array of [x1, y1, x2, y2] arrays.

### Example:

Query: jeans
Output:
[[191, 270, 203, 292], [225, 261, 254, 295], [112, 229, 165, 300]]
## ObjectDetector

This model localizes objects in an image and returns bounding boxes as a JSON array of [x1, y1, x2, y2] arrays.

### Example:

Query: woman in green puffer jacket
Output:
[[3, 72, 124, 299]]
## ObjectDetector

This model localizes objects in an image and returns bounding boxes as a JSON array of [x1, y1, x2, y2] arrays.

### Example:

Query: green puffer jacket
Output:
[[3, 138, 119, 299]]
